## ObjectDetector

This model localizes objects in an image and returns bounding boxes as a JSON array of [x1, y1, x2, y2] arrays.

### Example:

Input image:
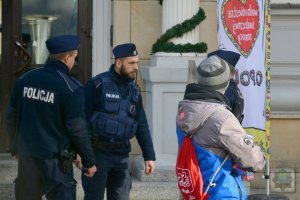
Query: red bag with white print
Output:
[[176, 136, 208, 200]]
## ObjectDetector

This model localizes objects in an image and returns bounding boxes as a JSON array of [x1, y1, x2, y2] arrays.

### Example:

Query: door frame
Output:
[[76, 0, 93, 83]]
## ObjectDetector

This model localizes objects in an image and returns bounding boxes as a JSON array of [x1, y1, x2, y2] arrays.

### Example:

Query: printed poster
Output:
[[217, 0, 271, 155]]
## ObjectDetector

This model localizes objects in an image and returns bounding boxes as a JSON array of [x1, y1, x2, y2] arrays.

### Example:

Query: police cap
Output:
[[208, 50, 240, 68], [46, 35, 80, 54], [113, 43, 138, 59]]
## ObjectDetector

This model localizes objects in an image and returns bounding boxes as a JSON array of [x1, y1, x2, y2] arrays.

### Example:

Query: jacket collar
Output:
[[45, 60, 70, 74], [184, 83, 230, 108], [109, 64, 134, 85]]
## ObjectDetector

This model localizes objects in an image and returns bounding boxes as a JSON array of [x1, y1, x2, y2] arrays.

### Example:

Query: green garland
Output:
[[159, 0, 163, 5], [153, 2, 207, 53]]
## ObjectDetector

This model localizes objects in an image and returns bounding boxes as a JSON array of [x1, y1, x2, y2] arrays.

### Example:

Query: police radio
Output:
[[128, 104, 137, 117]]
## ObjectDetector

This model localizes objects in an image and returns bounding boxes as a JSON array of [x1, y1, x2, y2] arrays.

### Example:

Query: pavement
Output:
[[0, 154, 289, 200]]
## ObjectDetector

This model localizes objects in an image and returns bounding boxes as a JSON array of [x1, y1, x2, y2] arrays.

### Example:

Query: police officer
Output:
[[82, 43, 156, 200], [6, 35, 97, 200], [208, 49, 244, 122]]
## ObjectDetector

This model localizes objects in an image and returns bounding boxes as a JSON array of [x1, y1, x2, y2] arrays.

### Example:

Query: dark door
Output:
[[0, 0, 92, 152]]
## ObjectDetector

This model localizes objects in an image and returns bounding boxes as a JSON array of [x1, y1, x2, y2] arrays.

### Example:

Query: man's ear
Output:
[[115, 59, 122, 67], [65, 54, 71, 62], [63, 54, 70, 64]]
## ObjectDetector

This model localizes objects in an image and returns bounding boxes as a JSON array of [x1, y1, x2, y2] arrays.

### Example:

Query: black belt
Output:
[[93, 141, 129, 150]]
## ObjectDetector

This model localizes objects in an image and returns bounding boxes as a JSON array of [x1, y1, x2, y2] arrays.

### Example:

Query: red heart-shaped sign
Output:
[[222, 0, 260, 57]]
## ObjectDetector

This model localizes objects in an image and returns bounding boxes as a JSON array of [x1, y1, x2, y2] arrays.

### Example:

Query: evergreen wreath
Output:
[[153, 0, 207, 53]]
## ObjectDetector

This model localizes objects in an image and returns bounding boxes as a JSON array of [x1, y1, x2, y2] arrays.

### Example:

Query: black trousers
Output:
[[82, 151, 132, 200], [15, 156, 76, 200]]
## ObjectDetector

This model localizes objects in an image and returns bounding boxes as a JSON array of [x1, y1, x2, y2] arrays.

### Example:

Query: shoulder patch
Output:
[[57, 71, 81, 92], [244, 134, 254, 146]]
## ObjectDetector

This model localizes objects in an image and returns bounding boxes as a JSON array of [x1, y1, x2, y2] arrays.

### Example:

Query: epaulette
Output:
[[92, 71, 110, 88], [57, 71, 82, 92]]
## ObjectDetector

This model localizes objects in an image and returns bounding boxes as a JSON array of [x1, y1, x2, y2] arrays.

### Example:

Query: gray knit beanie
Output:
[[197, 55, 230, 93]]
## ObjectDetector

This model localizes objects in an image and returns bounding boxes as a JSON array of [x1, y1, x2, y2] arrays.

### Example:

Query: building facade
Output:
[[0, 0, 300, 199]]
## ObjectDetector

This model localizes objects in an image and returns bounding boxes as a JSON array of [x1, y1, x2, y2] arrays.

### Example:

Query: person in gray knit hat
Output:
[[196, 55, 230, 93], [175, 56, 265, 199], [208, 50, 244, 122]]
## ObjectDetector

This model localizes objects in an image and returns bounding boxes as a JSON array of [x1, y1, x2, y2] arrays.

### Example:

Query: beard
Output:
[[120, 64, 136, 81]]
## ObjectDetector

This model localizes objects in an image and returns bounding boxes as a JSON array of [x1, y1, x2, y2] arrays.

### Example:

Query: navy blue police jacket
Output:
[[85, 65, 156, 161], [224, 79, 244, 122], [6, 60, 95, 168]]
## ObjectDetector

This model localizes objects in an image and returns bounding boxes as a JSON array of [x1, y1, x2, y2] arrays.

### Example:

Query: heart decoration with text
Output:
[[222, 0, 260, 57]]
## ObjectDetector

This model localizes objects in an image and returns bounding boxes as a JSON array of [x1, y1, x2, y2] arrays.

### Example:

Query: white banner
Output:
[[217, 0, 271, 154], [217, 0, 266, 130]]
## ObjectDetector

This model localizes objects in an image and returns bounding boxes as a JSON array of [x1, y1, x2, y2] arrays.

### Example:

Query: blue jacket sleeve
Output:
[[62, 87, 95, 168], [84, 80, 96, 118], [224, 85, 236, 110], [135, 94, 156, 161]]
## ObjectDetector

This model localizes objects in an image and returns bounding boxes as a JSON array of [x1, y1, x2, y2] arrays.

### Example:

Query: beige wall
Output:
[[271, 119, 300, 164], [199, 0, 218, 52], [252, 118, 300, 198], [271, 119, 300, 199], [113, 0, 162, 62]]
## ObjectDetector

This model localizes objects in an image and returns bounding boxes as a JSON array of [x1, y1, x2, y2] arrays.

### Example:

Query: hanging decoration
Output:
[[152, 1, 207, 53]]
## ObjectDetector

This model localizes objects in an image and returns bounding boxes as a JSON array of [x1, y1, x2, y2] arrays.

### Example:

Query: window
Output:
[[21, 0, 78, 65]]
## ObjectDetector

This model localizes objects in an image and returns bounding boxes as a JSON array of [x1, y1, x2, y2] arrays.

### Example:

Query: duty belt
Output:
[[93, 141, 129, 150], [58, 150, 76, 173]]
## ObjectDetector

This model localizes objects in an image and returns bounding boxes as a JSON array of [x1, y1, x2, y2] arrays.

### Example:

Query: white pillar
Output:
[[92, 0, 112, 76], [162, 0, 200, 44]]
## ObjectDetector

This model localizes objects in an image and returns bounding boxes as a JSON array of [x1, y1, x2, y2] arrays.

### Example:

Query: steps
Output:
[[0, 155, 85, 200], [0, 184, 14, 200], [130, 177, 179, 200], [0, 155, 17, 200]]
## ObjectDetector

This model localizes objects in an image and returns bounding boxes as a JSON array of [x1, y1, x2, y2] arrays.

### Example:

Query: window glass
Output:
[[22, 0, 78, 64], [0, 0, 2, 64]]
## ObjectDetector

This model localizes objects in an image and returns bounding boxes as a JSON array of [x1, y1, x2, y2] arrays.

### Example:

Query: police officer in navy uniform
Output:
[[82, 43, 156, 200], [208, 49, 244, 122], [6, 35, 97, 200]]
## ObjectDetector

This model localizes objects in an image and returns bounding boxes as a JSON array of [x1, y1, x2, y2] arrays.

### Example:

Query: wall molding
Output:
[[270, 62, 300, 118], [270, 8, 300, 118]]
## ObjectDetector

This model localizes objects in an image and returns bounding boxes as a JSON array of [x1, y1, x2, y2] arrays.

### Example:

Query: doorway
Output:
[[0, 0, 93, 152]]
